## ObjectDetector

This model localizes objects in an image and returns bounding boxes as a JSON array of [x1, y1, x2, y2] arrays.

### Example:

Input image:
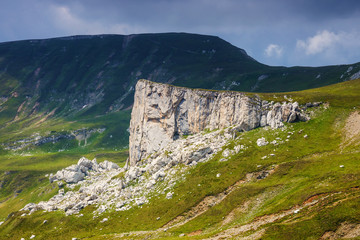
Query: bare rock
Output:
[[49, 157, 119, 184], [257, 137, 269, 147], [166, 192, 173, 199], [99, 160, 119, 171], [129, 80, 311, 166]]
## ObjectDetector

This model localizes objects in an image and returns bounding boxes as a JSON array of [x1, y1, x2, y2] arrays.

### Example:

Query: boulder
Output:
[[99, 160, 119, 170], [78, 157, 93, 169], [58, 169, 85, 184], [257, 137, 268, 147], [166, 192, 173, 199], [49, 157, 120, 184], [187, 147, 212, 164]]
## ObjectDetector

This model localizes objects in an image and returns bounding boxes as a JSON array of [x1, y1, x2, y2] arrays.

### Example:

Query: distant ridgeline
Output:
[[0, 32, 359, 121]]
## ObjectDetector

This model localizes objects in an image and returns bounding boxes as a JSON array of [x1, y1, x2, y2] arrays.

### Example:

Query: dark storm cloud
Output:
[[1, 0, 360, 66], [49, 0, 360, 29]]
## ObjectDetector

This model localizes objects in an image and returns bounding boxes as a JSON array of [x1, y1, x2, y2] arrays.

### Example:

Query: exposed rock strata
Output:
[[129, 80, 309, 166]]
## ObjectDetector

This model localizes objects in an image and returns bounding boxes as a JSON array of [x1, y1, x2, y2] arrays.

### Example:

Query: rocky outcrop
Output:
[[1, 128, 105, 151], [21, 127, 235, 216], [129, 80, 310, 166], [49, 157, 119, 184]]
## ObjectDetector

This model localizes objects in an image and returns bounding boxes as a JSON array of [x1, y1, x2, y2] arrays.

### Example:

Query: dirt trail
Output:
[[110, 173, 360, 239], [342, 111, 360, 148], [108, 189, 360, 240], [111, 167, 277, 239], [162, 166, 277, 229], [206, 190, 360, 240]]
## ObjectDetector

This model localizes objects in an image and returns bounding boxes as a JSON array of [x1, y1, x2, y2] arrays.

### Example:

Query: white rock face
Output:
[[19, 80, 316, 218], [129, 80, 310, 166]]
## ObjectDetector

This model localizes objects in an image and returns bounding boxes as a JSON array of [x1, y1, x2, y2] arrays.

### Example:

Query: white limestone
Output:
[[129, 80, 309, 166]]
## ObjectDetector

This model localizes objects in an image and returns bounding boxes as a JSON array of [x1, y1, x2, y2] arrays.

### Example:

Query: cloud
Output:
[[50, 4, 143, 35], [292, 30, 360, 66], [1, 0, 360, 66], [296, 30, 341, 55], [264, 44, 283, 58]]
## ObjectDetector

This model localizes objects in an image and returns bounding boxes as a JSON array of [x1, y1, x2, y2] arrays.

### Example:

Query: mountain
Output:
[[0, 33, 360, 239], [0, 32, 359, 155], [0, 33, 265, 120], [1, 79, 360, 239], [0, 32, 359, 119]]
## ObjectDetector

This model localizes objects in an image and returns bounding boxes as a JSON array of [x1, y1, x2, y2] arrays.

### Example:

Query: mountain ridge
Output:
[[0, 32, 359, 121]]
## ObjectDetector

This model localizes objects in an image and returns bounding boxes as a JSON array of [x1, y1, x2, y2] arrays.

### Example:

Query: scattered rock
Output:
[[304, 134, 308, 138], [234, 145, 241, 153], [256, 171, 270, 179], [100, 218, 108, 223], [166, 192, 173, 199], [179, 233, 185, 237], [49, 157, 119, 184], [257, 137, 269, 147], [136, 198, 145, 206], [30, 235, 36, 239], [340, 165, 344, 168], [222, 149, 230, 158], [21, 95, 313, 218]]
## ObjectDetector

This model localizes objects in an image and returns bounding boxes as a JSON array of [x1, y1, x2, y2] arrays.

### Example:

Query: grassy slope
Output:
[[0, 33, 359, 162], [0, 110, 131, 221], [0, 79, 359, 239]]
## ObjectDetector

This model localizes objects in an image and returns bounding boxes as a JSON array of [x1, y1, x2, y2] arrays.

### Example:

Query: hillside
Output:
[[0, 33, 360, 239], [0, 79, 360, 239], [0, 33, 360, 156], [0, 33, 359, 120]]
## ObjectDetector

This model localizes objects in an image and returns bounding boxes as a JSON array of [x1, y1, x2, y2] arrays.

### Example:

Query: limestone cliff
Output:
[[129, 80, 309, 166]]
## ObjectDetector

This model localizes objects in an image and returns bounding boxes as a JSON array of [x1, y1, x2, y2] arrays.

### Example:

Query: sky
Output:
[[1, 0, 360, 67]]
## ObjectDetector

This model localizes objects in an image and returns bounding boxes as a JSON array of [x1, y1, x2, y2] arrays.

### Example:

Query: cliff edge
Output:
[[129, 80, 309, 166]]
